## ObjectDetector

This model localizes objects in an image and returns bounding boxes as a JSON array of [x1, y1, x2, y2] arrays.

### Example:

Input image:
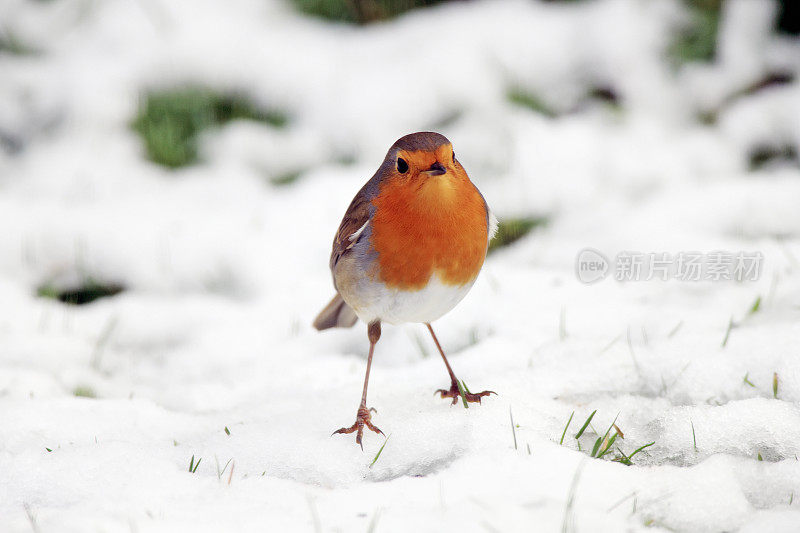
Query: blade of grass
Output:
[[597, 432, 619, 459], [691, 421, 698, 452], [189, 455, 202, 473], [227, 461, 235, 485], [560, 411, 575, 445], [668, 320, 683, 338], [510, 407, 517, 450], [369, 435, 390, 468], [590, 436, 603, 458], [627, 441, 655, 461], [574, 410, 596, 439], [561, 460, 585, 533], [456, 380, 469, 409], [721, 316, 735, 347], [614, 447, 632, 466], [748, 295, 761, 315]]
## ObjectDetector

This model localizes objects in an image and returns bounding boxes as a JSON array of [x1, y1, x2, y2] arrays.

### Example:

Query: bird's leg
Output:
[[427, 323, 495, 405], [333, 321, 385, 448]]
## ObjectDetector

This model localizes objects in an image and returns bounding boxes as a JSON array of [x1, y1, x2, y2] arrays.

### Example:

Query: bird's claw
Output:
[[332, 404, 384, 449], [435, 382, 496, 405]]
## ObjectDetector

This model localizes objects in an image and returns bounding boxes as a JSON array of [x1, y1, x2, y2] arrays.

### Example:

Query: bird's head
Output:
[[378, 132, 470, 200]]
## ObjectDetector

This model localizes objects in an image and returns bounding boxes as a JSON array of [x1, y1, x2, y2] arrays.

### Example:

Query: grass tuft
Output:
[[189, 455, 202, 473], [567, 410, 654, 465], [506, 88, 558, 118], [269, 170, 303, 187], [290, 0, 448, 24], [669, 0, 722, 65], [0, 30, 38, 56], [488, 216, 548, 253], [748, 144, 798, 171], [37, 279, 124, 306], [615, 441, 654, 466], [73, 386, 96, 398], [132, 87, 287, 168]]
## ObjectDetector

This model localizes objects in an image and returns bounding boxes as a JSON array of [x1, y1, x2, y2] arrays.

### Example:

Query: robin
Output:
[[313, 131, 497, 448]]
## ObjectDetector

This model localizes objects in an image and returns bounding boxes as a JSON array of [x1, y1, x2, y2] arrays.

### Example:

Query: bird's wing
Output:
[[330, 187, 372, 272], [487, 208, 499, 240]]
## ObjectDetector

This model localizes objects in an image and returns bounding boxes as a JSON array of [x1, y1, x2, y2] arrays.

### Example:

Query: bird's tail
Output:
[[313, 293, 358, 330]]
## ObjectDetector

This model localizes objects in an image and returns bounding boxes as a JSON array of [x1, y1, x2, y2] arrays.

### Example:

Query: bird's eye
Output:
[[397, 157, 409, 173]]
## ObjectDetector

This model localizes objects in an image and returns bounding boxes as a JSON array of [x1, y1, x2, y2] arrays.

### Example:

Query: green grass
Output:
[[456, 379, 469, 409], [488, 216, 548, 253], [669, 0, 722, 65], [560, 410, 655, 466], [749, 144, 799, 171], [0, 30, 37, 55], [37, 279, 124, 306], [574, 410, 596, 439], [369, 435, 390, 468], [614, 441, 655, 466], [269, 170, 303, 187], [189, 455, 202, 473], [721, 315, 735, 347], [73, 386, 96, 398], [722, 295, 763, 347], [560, 411, 575, 445], [132, 87, 288, 169], [214, 456, 233, 479], [291, 0, 448, 24], [506, 88, 558, 118]]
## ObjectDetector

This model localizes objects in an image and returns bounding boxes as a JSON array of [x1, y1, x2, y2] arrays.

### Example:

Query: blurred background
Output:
[[2, 0, 800, 531], [0, 0, 798, 304]]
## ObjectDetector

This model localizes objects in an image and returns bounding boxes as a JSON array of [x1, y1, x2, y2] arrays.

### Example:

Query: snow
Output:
[[1, 0, 800, 531]]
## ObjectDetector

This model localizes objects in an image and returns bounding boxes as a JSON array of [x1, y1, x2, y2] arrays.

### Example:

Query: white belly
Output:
[[345, 272, 477, 325]]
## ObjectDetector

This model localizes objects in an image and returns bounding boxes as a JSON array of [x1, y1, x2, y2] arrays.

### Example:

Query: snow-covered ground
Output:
[[2, 0, 800, 531]]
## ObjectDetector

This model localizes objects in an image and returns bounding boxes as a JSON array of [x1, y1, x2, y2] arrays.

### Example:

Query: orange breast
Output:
[[370, 173, 488, 290]]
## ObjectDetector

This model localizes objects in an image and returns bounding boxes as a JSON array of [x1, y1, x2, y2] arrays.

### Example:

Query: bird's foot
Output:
[[436, 380, 496, 406], [332, 404, 384, 449]]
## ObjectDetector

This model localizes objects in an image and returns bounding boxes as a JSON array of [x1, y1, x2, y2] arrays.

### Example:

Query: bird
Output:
[[313, 131, 497, 448]]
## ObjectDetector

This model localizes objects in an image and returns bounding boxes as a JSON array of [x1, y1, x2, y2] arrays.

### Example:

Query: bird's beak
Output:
[[425, 162, 446, 176]]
